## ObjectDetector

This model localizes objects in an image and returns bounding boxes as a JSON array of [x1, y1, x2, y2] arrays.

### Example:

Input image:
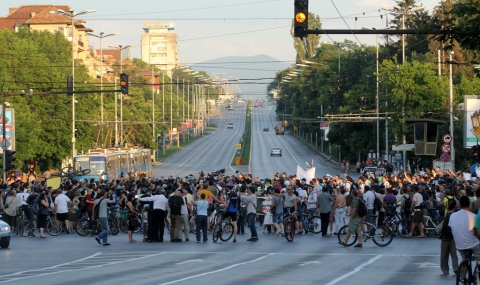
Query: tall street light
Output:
[[87, 31, 119, 129], [383, 5, 424, 170], [51, 8, 95, 160], [108, 44, 132, 146]]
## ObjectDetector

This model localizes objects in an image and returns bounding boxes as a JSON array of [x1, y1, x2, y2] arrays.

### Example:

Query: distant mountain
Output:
[[191, 54, 291, 101]]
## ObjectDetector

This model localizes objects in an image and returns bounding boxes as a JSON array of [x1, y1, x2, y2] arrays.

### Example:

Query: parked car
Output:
[[0, 215, 11, 248], [270, 147, 282, 156], [263, 127, 269, 132]]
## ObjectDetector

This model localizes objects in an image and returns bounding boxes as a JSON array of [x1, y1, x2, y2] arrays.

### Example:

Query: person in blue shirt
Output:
[[194, 193, 209, 242]]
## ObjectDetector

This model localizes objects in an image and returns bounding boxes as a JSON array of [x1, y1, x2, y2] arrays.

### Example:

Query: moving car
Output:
[[263, 127, 269, 132], [270, 147, 282, 156], [0, 215, 11, 248], [254, 104, 258, 107], [227, 122, 233, 129]]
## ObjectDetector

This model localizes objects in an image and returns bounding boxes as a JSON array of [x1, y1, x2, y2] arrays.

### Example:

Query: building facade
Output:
[[141, 21, 178, 75]]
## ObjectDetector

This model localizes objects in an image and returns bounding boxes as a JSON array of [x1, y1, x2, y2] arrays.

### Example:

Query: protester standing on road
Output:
[[316, 186, 334, 236], [168, 190, 184, 242], [333, 187, 347, 235], [356, 161, 361, 174], [224, 183, 238, 242], [94, 190, 116, 246], [271, 188, 284, 236], [53, 190, 72, 234], [180, 188, 191, 241], [451, 196, 480, 265], [37, 192, 51, 238], [195, 193, 208, 242], [2, 190, 19, 233], [126, 193, 139, 243], [240, 186, 259, 241], [140, 188, 168, 242], [339, 189, 363, 248], [440, 200, 458, 275], [405, 186, 425, 238], [26, 187, 40, 237]]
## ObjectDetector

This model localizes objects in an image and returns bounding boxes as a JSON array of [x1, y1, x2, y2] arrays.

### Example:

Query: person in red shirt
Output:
[[85, 186, 96, 229]]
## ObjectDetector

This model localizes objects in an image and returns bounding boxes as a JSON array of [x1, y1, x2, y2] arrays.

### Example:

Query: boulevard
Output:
[[0, 104, 457, 285]]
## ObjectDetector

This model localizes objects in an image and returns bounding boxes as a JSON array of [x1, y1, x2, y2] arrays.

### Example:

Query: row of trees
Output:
[[0, 28, 218, 171], [270, 0, 480, 170]]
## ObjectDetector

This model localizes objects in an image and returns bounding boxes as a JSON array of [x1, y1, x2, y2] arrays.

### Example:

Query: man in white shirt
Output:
[[140, 188, 168, 242], [450, 196, 480, 263], [406, 186, 425, 238], [363, 186, 380, 225], [53, 190, 72, 233]]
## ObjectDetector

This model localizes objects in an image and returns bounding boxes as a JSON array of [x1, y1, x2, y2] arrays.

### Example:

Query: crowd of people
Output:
[[2, 165, 480, 276]]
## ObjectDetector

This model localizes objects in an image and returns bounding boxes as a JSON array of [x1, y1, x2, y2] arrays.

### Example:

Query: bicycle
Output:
[[74, 216, 119, 236], [283, 208, 297, 242], [302, 212, 322, 234], [212, 206, 234, 242], [337, 217, 393, 247], [396, 212, 442, 238], [457, 250, 478, 285], [18, 215, 63, 236]]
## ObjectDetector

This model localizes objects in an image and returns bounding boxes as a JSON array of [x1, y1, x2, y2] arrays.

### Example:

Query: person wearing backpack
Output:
[[93, 190, 116, 246], [339, 189, 364, 247], [383, 188, 398, 234], [224, 184, 238, 242], [168, 189, 184, 242]]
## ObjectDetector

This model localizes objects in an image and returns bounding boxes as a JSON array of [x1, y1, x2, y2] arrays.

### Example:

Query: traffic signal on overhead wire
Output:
[[120, 73, 129, 94], [294, 0, 309, 38], [4, 150, 16, 171], [474, 144, 480, 163]]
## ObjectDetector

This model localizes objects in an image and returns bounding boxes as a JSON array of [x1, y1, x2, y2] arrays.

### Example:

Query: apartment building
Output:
[[141, 21, 178, 75]]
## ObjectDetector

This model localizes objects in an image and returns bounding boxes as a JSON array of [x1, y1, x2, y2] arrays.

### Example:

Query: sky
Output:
[[1, 0, 443, 62], [0, 0, 442, 97]]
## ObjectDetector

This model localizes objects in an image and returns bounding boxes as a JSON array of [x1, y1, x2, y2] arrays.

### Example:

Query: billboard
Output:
[[0, 108, 15, 152], [463, 95, 480, 148]]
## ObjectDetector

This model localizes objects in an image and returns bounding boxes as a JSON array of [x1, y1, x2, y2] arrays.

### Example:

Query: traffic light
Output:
[[120, 73, 129, 94], [66, 75, 73, 96], [294, 0, 309, 38], [473, 144, 480, 163], [4, 150, 16, 171]]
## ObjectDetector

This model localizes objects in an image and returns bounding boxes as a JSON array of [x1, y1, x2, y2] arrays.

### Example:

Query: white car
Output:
[[0, 215, 11, 248], [270, 147, 282, 156], [227, 122, 233, 129]]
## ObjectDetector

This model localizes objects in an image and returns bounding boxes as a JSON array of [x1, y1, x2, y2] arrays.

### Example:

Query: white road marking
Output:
[[0, 252, 167, 284], [413, 262, 440, 268], [176, 259, 204, 265], [158, 254, 273, 285], [325, 254, 383, 285], [297, 261, 320, 266]]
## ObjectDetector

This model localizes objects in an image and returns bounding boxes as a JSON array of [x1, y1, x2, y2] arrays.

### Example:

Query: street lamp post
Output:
[[51, 8, 95, 160], [87, 31, 119, 130]]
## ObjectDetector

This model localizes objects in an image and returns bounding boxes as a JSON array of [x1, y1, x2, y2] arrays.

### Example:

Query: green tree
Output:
[[291, 12, 321, 61]]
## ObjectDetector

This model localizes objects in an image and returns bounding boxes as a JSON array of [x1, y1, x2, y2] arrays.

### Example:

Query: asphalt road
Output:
[[0, 225, 456, 285], [0, 103, 454, 284]]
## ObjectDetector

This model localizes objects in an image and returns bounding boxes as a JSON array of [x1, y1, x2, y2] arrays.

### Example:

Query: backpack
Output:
[[78, 197, 87, 212], [403, 196, 412, 213], [169, 196, 182, 215], [374, 195, 383, 212], [255, 198, 263, 214], [384, 196, 396, 217], [26, 194, 36, 205], [93, 198, 104, 219], [227, 192, 238, 213], [356, 198, 367, 217]]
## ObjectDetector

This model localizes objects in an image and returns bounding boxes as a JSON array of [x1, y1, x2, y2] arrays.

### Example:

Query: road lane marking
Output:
[[176, 259, 204, 265], [413, 262, 440, 268], [325, 254, 383, 285], [297, 261, 320, 266], [0, 252, 167, 284], [158, 254, 273, 285]]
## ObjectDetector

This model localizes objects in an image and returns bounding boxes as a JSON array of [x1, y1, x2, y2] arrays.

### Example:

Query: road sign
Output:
[[442, 134, 452, 144], [235, 144, 242, 150], [441, 143, 451, 153], [395, 153, 402, 162], [320, 122, 329, 129], [236, 150, 241, 156], [471, 163, 480, 174], [1, 140, 10, 150], [440, 152, 451, 163]]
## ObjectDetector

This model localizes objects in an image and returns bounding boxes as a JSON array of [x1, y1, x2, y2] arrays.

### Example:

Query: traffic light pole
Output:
[[2, 91, 6, 182]]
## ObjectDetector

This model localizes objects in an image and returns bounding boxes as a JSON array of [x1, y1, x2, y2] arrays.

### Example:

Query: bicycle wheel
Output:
[[189, 216, 197, 233], [220, 222, 234, 242], [120, 218, 128, 233], [284, 218, 294, 242], [308, 216, 322, 234], [74, 218, 89, 236], [212, 223, 221, 243], [456, 261, 469, 285], [108, 218, 119, 235], [396, 219, 412, 238], [426, 218, 442, 237], [371, 225, 393, 247], [337, 225, 357, 247], [46, 218, 62, 236], [18, 220, 30, 237], [166, 220, 171, 232]]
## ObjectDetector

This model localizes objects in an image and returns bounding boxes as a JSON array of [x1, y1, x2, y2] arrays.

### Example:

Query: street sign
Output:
[[471, 163, 480, 174], [235, 144, 242, 150], [441, 143, 451, 153], [395, 153, 402, 162], [0, 140, 10, 149], [236, 150, 241, 156], [440, 152, 451, 163], [320, 122, 329, 129], [442, 134, 452, 144]]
